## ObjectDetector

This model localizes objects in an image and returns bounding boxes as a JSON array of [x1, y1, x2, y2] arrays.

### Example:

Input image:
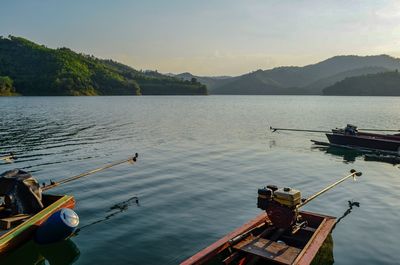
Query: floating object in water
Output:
[[35, 208, 79, 244], [182, 170, 361, 265], [0, 152, 16, 163]]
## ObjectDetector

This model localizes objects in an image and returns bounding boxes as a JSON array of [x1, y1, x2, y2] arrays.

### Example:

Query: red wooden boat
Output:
[[181, 211, 335, 265], [182, 170, 362, 265]]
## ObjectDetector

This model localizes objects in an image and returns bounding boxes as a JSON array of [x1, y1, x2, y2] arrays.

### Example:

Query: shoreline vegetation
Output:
[[0, 36, 207, 96], [323, 70, 400, 96]]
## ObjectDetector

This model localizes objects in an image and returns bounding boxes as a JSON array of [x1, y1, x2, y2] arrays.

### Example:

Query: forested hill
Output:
[[323, 71, 400, 96], [175, 55, 400, 95], [0, 36, 207, 96]]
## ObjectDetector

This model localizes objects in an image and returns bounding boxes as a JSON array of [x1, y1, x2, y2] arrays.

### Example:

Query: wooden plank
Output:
[[222, 252, 241, 264], [0, 214, 31, 230], [235, 236, 301, 265], [293, 216, 336, 265]]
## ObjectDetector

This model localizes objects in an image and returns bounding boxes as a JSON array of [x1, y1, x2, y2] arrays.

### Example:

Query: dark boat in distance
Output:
[[270, 124, 400, 154], [326, 124, 400, 154]]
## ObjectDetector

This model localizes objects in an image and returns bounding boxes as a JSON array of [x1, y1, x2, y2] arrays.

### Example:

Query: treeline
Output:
[[0, 36, 207, 96], [323, 70, 400, 96], [0, 76, 16, 96]]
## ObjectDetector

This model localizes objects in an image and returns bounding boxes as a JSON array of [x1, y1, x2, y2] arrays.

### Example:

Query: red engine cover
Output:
[[266, 202, 297, 229]]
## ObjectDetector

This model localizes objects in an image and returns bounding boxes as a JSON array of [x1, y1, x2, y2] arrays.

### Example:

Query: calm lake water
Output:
[[0, 96, 400, 265]]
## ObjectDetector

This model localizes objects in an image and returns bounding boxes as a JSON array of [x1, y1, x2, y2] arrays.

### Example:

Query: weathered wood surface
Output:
[[0, 214, 31, 230], [234, 234, 301, 264]]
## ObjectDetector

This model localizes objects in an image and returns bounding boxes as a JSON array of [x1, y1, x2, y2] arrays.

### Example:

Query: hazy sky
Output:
[[2, 0, 400, 76]]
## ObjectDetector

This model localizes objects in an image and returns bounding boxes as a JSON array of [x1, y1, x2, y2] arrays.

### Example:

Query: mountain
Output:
[[0, 36, 207, 96], [209, 70, 307, 95], [304, 66, 389, 94], [174, 72, 232, 91], [199, 55, 400, 95], [323, 71, 400, 96]]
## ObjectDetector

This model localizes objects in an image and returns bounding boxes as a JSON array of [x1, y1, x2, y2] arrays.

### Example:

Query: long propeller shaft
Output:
[[299, 169, 362, 208], [359, 128, 400, 132], [42, 153, 138, 191], [270, 126, 400, 133], [270, 126, 330, 133]]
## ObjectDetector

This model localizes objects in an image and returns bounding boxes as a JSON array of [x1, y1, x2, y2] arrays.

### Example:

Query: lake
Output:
[[0, 96, 399, 265]]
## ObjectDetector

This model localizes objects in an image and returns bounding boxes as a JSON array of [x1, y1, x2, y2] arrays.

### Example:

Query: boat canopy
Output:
[[0, 169, 44, 215]]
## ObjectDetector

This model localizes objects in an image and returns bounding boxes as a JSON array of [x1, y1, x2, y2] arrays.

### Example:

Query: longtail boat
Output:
[[0, 153, 138, 255], [181, 211, 335, 265], [181, 170, 361, 265], [326, 125, 400, 154], [271, 125, 400, 154], [0, 194, 75, 254]]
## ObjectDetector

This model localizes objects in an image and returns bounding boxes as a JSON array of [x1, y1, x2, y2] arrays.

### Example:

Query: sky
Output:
[[1, 0, 400, 76]]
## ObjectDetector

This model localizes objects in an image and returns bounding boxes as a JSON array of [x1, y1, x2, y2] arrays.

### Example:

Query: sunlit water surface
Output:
[[0, 96, 399, 265]]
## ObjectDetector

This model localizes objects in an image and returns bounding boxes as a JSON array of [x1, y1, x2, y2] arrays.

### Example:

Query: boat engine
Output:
[[257, 185, 302, 230], [0, 169, 44, 215]]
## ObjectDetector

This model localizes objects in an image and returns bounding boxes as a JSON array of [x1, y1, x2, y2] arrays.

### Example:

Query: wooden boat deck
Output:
[[181, 211, 336, 265]]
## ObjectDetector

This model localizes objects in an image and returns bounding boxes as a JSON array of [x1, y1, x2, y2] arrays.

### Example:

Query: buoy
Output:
[[35, 208, 79, 244]]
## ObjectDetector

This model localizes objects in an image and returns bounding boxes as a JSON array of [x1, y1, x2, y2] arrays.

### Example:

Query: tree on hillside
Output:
[[0, 76, 16, 96]]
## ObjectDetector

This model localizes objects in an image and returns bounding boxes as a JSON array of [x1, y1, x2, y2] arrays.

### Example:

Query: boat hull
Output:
[[0, 194, 75, 254], [326, 133, 400, 153], [181, 211, 336, 265]]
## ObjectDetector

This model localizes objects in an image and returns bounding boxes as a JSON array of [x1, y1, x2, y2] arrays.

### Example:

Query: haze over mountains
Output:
[[174, 55, 400, 95]]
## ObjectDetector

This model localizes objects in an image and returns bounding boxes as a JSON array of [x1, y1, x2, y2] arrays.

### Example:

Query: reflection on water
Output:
[[333, 201, 360, 230], [364, 154, 400, 166], [310, 234, 334, 265], [2, 239, 80, 265], [312, 144, 400, 167], [76, 195, 139, 234], [311, 145, 363, 163]]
